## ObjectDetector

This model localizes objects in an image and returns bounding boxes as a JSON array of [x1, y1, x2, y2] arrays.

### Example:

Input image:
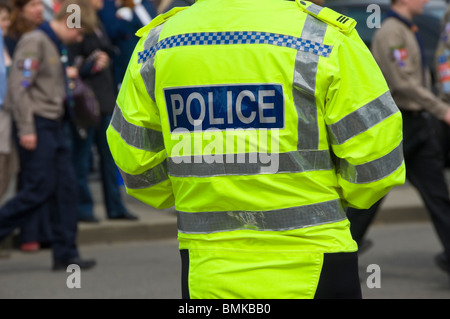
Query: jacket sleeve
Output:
[[6, 33, 42, 137], [106, 34, 174, 209], [323, 29, 406, 209]]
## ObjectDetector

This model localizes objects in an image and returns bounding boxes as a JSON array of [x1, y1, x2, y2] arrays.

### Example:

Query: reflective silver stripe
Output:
[[140, 24, 164, 101], [327, 91, 399, 145], [305, 3, 323, 15], [118, 160, 169, 189], [168, 150, 333, 177], [339, 142, 403, 184], [110, 104, 164, 153], [177, 199, 347, 234], [293, 14, 327, 150]]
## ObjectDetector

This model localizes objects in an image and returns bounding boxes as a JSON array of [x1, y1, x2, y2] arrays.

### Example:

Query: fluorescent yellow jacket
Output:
[[107, 0, 405, 298]]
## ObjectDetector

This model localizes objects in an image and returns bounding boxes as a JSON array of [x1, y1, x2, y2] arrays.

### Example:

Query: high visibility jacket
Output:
[[107, 0, 405, 298]]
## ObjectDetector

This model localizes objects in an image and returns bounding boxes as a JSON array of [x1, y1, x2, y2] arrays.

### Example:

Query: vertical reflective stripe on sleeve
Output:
[[140, 24, 164, 102], [293, 14, 327, 150]]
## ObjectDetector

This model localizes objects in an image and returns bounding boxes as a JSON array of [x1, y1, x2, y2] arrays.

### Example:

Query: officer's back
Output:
[[107, 0, 405, 299]]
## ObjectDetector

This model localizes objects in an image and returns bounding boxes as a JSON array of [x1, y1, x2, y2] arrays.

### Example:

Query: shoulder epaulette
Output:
[[135, 6, 189, 38], [295, 0, 356, 34]]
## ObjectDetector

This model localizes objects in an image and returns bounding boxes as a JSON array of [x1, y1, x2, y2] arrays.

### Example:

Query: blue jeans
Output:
[[69, 114, 128, 219]]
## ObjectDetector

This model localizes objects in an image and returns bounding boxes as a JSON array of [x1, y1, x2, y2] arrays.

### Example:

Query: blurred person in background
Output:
[[0, 20, 7, 258], [41, 0, 64, 20], [67, 0, 138, 222], [156, 0, 191, 14], [435, 0, 450, 275], [0, 0, 97, 270], [0, 0, 14, 206], [0, 0, 11, 54], [0, 0, 11, 200], [2, 0, 52, 253], [98, 0, 157, 90], [4, 0, 43, 53]]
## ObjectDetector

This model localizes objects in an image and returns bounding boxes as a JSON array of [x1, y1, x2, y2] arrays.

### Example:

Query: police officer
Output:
[[107, 0, 405, 298], [0, 0, 96, 270], [347, 0, 450, 278]]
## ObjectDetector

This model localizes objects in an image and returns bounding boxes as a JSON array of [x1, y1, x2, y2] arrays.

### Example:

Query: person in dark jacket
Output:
[[67, 0, 137, 222], [98, 0, 157, 90]]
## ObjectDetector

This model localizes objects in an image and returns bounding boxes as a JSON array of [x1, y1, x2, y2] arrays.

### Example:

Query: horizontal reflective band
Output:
[[327, 92, 399, 145], [168, 150, 333, 177], [137, 31, 333, 63], [118, 160, 169, 189], [110, 105, 165, 152], [177, 199, 347, 234], [339, 142, 403, 184]]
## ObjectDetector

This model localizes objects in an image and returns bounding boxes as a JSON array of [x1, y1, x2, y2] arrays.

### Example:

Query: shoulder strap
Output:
[[135, 7, 189, 38], [295, 0, 356, 34]]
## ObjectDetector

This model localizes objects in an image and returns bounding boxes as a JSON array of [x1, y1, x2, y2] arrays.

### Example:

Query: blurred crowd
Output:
[[0, 0, 191, 254], [0, 0, 449, 286]]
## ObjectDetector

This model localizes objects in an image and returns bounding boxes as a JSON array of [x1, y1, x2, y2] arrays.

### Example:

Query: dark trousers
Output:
[[0, 116, 79, 262], [347, 112, 450, 261], [180, 250, 362, 299], [18, 204, 52, 244], [17, 167, 52, 244], [68, 114, 127, 219]]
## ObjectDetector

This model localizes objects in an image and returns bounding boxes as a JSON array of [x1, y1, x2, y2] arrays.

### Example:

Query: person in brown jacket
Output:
[[347, 0, 450, 281], [0, 0, 97, 270]]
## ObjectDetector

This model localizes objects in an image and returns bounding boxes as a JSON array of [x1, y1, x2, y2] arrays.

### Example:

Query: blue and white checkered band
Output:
[[137, 31, 333, 63]]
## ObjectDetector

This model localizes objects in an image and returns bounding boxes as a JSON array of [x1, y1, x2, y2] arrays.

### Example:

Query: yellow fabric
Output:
[[180, 219, 355, 299], [188, 249, 323, 299], [107, 0, 406, 298]]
